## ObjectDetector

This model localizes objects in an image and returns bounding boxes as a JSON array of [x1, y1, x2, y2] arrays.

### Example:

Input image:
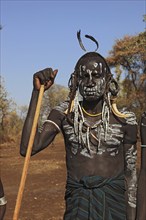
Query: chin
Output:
[[83, 95, 101, 102]]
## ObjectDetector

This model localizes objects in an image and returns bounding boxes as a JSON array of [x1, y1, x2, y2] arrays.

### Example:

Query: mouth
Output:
[[84, 86, 98, 97]]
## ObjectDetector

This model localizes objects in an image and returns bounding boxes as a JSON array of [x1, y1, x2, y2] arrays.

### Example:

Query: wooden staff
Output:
[[13, 85, 44, 220]]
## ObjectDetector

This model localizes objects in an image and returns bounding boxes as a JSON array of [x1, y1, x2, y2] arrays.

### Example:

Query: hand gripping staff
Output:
[[13, 85, 44, 220]]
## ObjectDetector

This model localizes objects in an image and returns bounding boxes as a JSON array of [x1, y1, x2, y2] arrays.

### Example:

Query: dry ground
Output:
[[1, 135, 66, 220], [0, 135, 141, 220]]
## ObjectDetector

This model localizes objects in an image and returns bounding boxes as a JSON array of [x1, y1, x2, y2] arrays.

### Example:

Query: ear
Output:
[[109, 78, 119, 96], [68, 72, 78, 91]]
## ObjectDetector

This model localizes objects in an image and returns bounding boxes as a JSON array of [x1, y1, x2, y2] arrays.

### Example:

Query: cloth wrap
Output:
[[64, 173, 126, 220]]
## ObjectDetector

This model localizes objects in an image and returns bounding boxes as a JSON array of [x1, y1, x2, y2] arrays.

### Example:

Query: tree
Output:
[[106, 31, 146, 120], [18, 105, 28, 122], [0, 76, 69, 143], [0, 77, 13, 131], [39, 84, 69, 124], [0, 77, 25, 143]]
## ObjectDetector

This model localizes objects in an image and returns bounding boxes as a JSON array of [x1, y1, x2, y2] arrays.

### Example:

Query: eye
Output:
[[84, 72, 89, 78], [79, 72, 88, 79]]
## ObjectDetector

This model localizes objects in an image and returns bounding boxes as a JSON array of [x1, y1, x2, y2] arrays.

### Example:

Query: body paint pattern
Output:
[[78, 62, 106, 100], [54, 101, 69, 113], [125, 145, 137, 208], [62, 121, 124, 158], [121, 110, 137, 125]]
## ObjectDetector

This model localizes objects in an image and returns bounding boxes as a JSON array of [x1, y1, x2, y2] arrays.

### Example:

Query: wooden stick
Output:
[[13, 85, 44, 220]]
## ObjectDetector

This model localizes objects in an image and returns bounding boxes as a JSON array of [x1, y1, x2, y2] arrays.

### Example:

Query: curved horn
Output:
[[85, 34, 99, 51], [64, 100, 74, 114], [77, 30, 99, 52], [111, 99, 130, 118], [77, 30, 86, 52]]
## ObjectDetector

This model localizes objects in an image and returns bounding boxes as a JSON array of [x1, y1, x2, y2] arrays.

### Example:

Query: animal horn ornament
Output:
[[77, 30, 99, 52], [111, 98, 130, 118]]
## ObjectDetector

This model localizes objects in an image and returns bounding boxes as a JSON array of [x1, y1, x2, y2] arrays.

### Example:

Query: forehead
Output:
[[79, 60, 107, 74]]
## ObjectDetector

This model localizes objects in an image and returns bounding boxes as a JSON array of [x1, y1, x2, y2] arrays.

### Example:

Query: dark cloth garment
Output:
[[64, 174, 126, 220]]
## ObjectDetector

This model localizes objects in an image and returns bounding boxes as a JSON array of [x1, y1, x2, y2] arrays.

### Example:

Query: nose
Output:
[[87, 75, 95, 87]]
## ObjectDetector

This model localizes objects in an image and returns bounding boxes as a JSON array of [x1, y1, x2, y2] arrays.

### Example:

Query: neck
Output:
[[82, 98, 103, 116]]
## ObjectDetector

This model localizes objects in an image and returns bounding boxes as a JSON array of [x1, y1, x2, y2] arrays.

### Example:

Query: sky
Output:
[[1, 0, 145, 106]]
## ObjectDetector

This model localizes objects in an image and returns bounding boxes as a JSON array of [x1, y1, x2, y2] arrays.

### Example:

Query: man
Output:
[[0, 179, 7, 220], [137, 111, 146, 220], [20, 32, 138, 220]]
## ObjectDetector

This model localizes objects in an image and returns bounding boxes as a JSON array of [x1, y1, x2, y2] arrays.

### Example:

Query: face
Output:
[[78, 59, 106, 101]]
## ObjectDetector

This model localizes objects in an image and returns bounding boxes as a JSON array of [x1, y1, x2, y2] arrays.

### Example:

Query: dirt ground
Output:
[[1, 135, 67, 220], [1, 135, 141, 220]]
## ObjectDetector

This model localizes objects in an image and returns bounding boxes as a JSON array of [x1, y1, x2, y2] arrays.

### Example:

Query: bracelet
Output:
[[141, 145, 146, 148], [44, 120, 60, 132], [0, 196, 7, 206], [141, 123, 146, 126]]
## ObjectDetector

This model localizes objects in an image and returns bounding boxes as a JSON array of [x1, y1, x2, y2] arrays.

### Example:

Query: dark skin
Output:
[[20, 67, 137, 220], [136, 112, 146, 220], [0, 179, 6, 220]]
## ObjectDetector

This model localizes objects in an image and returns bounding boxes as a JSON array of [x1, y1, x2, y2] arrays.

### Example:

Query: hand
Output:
[[141, 111, 146, 128], [33, 68, 58, 91], [141, 111, 146, 120], [141, 111, 146, 145]]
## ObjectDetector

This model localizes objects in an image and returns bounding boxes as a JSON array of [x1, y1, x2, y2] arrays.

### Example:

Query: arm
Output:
[[20, 68, 58, 156], [136, 112, 146, 220], [124, 123, 138, 220]]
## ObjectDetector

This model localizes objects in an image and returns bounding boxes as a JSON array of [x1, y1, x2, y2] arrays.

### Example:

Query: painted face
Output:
[[78, 60, 106, 101]]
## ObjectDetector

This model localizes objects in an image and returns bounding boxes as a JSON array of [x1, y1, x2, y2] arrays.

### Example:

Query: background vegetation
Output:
[[106, 31, 146, 120]]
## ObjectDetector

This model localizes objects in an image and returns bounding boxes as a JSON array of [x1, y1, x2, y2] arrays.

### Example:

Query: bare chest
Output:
[[63, 120, 124, 158]]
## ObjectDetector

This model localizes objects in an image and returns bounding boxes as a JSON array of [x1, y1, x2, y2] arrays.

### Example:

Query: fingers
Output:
[[33, 68, 58, 90], [45, 69, 58, 90], [51, 69, 58, 79]]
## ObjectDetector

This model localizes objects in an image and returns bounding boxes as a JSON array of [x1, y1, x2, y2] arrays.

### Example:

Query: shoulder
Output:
[[48, 100, 69, 122], [120, 108, 137, 126], [120, 109, 138, 144], [53, 100, 69, 114], [47, 101, 69, 127]]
